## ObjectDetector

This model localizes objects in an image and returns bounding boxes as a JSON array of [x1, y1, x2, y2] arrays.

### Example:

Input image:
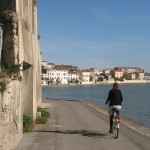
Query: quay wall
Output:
[[97, 80, 150, 84], [116, 80, 150, 84]]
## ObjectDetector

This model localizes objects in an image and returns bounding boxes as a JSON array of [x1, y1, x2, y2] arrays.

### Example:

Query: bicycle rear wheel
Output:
[[113, 127, 119, 139]]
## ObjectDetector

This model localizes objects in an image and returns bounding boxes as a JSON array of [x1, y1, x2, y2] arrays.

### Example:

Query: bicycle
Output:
[[111, 108, 120, 139]]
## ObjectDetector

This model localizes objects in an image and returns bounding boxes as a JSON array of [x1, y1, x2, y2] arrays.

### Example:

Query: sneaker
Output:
[[109, 129, 113, 134]]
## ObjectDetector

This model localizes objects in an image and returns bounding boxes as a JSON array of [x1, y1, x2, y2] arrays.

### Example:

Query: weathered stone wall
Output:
[[17, 0, 42, 120], [1, 10, 19, 64], [0, 26, 3, 63], [0, 0, 42, 149], [0, 80, 22, 150]]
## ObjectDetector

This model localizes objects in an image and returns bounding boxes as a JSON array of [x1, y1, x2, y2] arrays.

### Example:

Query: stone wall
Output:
[[0, 25, 2, 63], [0, 80, 22, 150], [0, 0, 42, 149]]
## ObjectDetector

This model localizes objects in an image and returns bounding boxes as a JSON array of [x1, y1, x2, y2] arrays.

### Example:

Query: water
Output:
[[42, 84, 150, 128]]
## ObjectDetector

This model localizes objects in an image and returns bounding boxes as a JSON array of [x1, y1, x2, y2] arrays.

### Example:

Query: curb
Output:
[[80, 100, 150, 138]]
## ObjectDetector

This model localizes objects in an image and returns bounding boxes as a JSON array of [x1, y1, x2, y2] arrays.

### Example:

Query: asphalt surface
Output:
[[14, 100, 150, 150]]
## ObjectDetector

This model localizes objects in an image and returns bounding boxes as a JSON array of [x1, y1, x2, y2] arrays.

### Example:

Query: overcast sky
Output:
[[38, 0, 150, 72]]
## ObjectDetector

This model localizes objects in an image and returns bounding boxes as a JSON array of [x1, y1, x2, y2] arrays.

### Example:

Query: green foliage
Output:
[[123, 72, 131, 80], [115, 77, 124, 81], [89, 76, 93, 81], [0, 71, 8, 78], [0, 65, 8, 78], [0, 62, 22, 79], [37, 107, 50, 118], [23, 114, 34, 133], [2, 62, 22, 76], [74, 79, 79, 84], [36, 107, 50, 124], [0, 79, 8, 94]]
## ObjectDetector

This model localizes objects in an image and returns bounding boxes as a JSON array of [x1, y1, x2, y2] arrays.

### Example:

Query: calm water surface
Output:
[[42, 83, 150, 128]]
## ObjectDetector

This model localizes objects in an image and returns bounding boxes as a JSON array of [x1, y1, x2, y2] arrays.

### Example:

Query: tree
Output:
[[89, 76, 93, 81], [123, 72, 131, 80]]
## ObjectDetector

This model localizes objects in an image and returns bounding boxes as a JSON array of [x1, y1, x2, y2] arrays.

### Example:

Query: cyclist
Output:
[[105, 82, 123, 134]]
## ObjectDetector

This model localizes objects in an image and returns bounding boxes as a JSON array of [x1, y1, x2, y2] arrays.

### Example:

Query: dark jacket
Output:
[[105, 89, 123, 106]]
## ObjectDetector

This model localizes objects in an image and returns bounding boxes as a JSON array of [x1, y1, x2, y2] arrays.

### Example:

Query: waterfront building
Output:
[[41, 67, 49, 85], [90, 68, 103, 83], [41, 68, 69, 85], [90, 68, 103, 75], [137, 72, 144, 80], [129, 72, 145, 80], [79, 70, 91, 84], [113, 70, 124, 79], [42, 61, 55, 69], [111, 70, 124, 79], [50, 69, 68, 84], [41, 61, 147, 84], [144, 73, 150, 80], [41, 62, 80, 85], [59, 69, 68, 84], [114, 67, 144, 73], [130, 73, 136, 80], [41, 61, 48, 67], [103, 69, 112, 74], [68, 71, 79, 80]]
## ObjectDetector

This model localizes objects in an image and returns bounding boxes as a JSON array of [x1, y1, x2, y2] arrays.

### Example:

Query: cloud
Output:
[[95, 11, 113, 22], [93, 9, 150, 25]]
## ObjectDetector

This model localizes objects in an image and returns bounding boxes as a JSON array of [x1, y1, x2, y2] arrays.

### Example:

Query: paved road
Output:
[[15, 100, 150, 150]]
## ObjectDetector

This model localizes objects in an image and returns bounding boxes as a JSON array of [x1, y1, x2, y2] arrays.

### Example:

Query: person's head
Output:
[[113, 82, 118, 90]]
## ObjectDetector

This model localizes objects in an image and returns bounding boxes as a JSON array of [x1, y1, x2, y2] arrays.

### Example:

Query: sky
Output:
[[38, 0, 150, 72]]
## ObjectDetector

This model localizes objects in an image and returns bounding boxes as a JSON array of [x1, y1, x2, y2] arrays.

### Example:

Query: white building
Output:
[[41, 69, 68, 85], [41, 68, 49, 85], [68, 71, 79, 81], [41, 61, 55, 69], [137, 72, 144, 80], [59, 70, 68, 84], [79, 70, 92, 84], [41, 61, 48, 67], [131, 73, 136, 80]]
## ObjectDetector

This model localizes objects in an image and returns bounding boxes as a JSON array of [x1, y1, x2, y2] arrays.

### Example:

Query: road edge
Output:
[[80, 100, 150, 138]]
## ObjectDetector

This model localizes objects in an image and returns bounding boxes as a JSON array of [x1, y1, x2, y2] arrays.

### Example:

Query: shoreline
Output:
[[80, 100, 150, 138], [42, 80, 150, 87]]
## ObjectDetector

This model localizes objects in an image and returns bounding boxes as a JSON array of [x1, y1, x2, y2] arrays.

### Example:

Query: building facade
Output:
[[79, 70, 91, 84]]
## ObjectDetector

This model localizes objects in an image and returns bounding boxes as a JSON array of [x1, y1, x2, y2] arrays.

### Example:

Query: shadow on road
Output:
[[33, 129, 115, 139]]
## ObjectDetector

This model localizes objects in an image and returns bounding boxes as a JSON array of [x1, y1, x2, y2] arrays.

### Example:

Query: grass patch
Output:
[[35, 117, 48, 124], [23, 114, 34, 133], [36, 107, 50, 124], [23, 107, 50, 133]]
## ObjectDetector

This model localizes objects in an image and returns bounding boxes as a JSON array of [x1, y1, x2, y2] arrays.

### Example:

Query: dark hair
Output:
[[113, 82, 118, 90]]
